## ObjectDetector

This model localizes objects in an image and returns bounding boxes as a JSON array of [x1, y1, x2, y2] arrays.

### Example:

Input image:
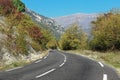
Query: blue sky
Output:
[[22, 0, 120, 18]]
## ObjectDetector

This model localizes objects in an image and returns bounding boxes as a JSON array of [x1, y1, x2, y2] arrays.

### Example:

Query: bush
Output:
[[30, 41, 42, 51], [27, 26, 43, 41], [0, 0, 25, 16], [90, 10, 120, 51], [0, 0, 14, 15], [46, 39, 57, 49], [12, 0, 25, 12], [59, 24, 88, 50]]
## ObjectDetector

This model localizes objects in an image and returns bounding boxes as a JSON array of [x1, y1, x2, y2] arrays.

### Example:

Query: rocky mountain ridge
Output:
[[54, 13, 98, 35]]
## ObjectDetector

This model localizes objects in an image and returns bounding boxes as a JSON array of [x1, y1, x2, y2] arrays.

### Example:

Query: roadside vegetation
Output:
[[90, 9, 120, 51], [0, 0, 56, 54], [59, 24, 88, 50], [58, 9, 120, 74], [59, 9, 120, 51], [0, 0, 56, 70]]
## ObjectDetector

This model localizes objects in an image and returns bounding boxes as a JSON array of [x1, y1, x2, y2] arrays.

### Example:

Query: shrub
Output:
[[59, 24, 88, 50], [90, 10, 120, 51], [12, 0, 25, 12]]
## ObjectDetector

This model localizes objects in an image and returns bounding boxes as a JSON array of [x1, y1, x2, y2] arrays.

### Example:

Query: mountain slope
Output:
[[0, 0, 46, 67], [25, 8, 64, 39], [0, 0, 59, 67], [54, 13, 98, 35]]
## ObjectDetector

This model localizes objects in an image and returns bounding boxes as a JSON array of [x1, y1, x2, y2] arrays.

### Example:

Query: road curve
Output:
[[0, 50, 119, 80]]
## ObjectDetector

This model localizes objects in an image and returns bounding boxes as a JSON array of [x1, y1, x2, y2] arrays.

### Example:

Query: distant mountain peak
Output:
[[55, 13, 98, 19], [54, 13, 98, 36]]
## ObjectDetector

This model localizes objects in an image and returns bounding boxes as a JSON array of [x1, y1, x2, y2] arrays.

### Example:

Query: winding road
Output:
[[0, 50, 119, 80]]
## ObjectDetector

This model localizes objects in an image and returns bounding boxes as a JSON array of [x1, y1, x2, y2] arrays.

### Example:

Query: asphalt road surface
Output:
[[0, 50, 119, 80]]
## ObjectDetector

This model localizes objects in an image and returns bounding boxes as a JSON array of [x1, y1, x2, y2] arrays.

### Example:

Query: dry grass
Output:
[[0, 50, 49, 71]]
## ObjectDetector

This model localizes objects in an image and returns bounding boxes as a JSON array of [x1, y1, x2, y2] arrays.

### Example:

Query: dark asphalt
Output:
[[0, 50, 119, 80]]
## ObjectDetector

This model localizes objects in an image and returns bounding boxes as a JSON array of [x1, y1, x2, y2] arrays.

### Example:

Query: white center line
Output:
[[98, 62, 104, 67], [64, 59, 66, 63], [103, 74, 107, 80], [64, 55, 67, 62], [58, 53, 67, 68], [6, 66, 23, 72], [35, 60, 42, 63], [59, 62, 65, 67], [61, 53, 67, 62], [35, 68, 56, 78]]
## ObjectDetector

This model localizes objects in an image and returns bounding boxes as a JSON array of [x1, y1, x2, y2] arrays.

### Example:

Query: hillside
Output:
[[25, 8, 64, 39], [0, 0, 57, 68]]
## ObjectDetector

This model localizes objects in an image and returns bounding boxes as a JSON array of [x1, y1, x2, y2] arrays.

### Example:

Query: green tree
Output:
[[12, 0, 25, 12], [59, 24, 88, 50], [41, 30, 56, 49], [90, 10, 120, 51], [46, 38, 57, 49]]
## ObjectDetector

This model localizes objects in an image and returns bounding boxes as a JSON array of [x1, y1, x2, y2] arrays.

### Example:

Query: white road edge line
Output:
[[44, 56, 47, 59], [98, 62, 104, 67], [5, 66, 23, 72], [103, 74, 107, 80], [35, 68, 56, 78], [44, 52, 49, 59], [35, 52, 49, 63], [46, 52, 49, 57], [35, 60, 42, 63]]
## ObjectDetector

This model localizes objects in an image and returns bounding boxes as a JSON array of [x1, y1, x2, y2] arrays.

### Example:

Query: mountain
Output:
[[54, 13, 98, 35], [25, 8, 64, 39]]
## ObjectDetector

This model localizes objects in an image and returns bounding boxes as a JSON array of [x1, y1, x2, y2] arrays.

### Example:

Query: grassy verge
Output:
[[0, 50, 49, 71], [65, 50, 120, 75], [0, 61, 29, 71]]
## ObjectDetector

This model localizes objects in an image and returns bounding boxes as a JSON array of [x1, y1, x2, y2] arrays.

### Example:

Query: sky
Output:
[[22, 0, 120, 18]]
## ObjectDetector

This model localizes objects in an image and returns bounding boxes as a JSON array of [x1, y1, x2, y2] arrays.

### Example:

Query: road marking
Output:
[[44, 52, 49, 59], [64, 55, 67, 62], [35, 68, 56, 78], [59, 62, 65, 67], [35, 60, 42, 63], [64, 58, 66, 63], [44, 56, 47, 59], [61, 53, 67, 62], [46, 52, 49, 57], [6, 67, 23, 72], [98, 62, 104, 67], [35, 52, 49, 63], [103, 74, 107, 80], [59, 53, 67, 68]]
